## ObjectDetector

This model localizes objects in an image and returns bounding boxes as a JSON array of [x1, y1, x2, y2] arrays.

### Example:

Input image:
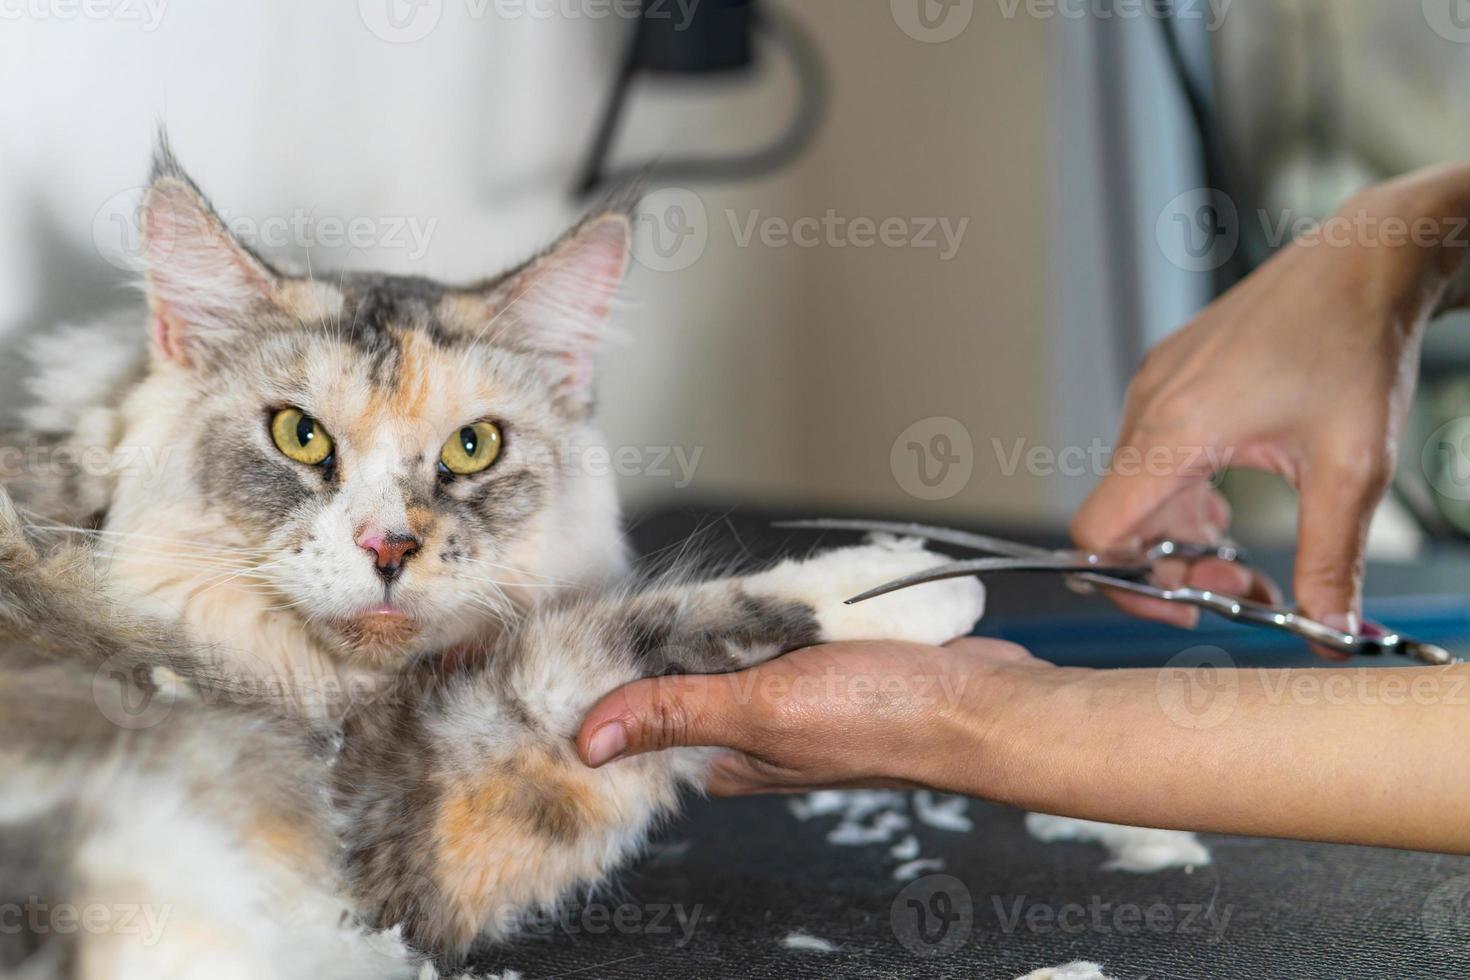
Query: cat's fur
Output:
[[0, 142, 986, 978]]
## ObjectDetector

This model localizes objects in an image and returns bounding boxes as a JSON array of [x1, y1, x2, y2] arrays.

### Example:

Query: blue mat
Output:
[[978, 594, 1470, 667]]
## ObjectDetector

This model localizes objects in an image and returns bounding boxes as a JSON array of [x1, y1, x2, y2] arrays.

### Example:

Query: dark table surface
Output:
[[468, 507, 1470, 979]]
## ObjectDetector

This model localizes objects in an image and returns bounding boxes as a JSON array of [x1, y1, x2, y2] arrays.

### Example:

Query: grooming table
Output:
[[467, 508, 1470, 979]]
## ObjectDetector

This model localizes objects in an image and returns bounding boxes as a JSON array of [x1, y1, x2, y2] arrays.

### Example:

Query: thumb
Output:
[[577, 673, 754, 768], [1071, 437, 1225, 550], [1071, 446, 1212, 629], [1293, 453, 1388, 657]]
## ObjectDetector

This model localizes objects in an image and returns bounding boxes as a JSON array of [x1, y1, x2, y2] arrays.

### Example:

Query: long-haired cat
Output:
[[0, 141, 985, 978]]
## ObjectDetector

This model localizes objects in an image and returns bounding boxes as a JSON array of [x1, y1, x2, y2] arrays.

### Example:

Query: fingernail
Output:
[[1314, 612, 1360, 661], [587, 722, 628, 767]]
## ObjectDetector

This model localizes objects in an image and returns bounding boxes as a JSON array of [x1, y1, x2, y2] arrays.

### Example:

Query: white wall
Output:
[[0, 0, 1073, 525]]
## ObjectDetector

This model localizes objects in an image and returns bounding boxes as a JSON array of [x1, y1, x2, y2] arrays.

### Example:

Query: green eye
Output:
[[440, 421, 502, 476], [270, 408, 334, 466]]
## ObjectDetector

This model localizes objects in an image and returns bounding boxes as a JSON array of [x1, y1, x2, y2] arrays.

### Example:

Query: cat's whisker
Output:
[[450, 556, 575, 585], [25, 522, 273, 557], [181, 561, 293, 601], [89, 551, 264, 574], [450, 574, 566, 591], [87, 542, 266, 565]]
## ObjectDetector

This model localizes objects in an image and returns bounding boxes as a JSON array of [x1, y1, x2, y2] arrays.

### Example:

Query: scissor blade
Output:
[[845, 557, 1152, 605], [774, 519, 1052, 559]]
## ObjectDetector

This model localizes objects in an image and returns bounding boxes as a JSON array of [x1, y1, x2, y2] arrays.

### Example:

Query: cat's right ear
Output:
[[451, 209, 633, 417], [139, 140, 281, 367]]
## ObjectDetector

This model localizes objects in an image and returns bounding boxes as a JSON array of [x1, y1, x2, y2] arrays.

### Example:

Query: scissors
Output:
[[776, 519, 1460, 667]]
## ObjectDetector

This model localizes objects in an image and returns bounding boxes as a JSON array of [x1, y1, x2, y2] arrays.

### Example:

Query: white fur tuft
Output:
[[1025, 814, 1211, 873], [746, 536, 986, 647]]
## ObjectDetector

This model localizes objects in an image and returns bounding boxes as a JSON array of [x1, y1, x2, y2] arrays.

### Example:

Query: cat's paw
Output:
[[748, 536, 984, 646]]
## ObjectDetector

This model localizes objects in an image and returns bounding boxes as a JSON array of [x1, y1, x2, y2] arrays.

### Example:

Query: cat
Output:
[[0, 139, 987, 978]]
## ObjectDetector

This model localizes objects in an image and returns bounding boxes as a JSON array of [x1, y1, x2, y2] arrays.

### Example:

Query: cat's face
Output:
[[120, 150, 630, 666]]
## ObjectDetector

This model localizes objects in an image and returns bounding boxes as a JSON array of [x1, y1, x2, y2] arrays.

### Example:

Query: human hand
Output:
[[1072, 173, 1470, 657], [576, 638, 1048, 796]]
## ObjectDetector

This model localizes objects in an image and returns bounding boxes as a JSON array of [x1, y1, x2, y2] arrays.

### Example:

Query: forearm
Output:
[[1349, 162, 1470, 316], [928, 663, 1470, 853]]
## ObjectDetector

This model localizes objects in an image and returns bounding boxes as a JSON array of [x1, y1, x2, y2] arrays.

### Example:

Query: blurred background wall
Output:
[[5, 0, 1470, 550], [0, 0, 1072, 528]]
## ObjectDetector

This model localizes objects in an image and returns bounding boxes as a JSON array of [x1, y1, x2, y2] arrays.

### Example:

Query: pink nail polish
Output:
[[587, 722, 628, 767]]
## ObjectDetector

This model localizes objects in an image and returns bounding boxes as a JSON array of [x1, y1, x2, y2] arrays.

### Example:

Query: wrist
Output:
[[1344, 167, 1470, 320], [920, 663, 1092, 802]]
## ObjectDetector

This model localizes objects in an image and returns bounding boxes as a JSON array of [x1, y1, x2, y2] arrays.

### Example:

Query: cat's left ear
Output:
[[139, 141, 283, 367], [458, 210, 632, 415]]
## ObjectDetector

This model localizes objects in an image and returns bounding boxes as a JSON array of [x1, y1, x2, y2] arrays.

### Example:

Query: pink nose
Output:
[[358, 531, 421, 583]]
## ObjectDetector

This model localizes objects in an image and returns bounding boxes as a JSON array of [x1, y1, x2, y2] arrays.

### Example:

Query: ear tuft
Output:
[[139, 135, 279, 366], [148, 127, 189, 186]]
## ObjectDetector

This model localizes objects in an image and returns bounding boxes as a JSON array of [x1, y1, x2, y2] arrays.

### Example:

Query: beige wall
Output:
[[602, 1, 1055, 523], [0, 0, 1056, 524]]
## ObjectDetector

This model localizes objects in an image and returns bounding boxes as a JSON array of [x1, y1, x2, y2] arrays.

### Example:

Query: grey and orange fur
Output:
[[0, 141, 985, 978]]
